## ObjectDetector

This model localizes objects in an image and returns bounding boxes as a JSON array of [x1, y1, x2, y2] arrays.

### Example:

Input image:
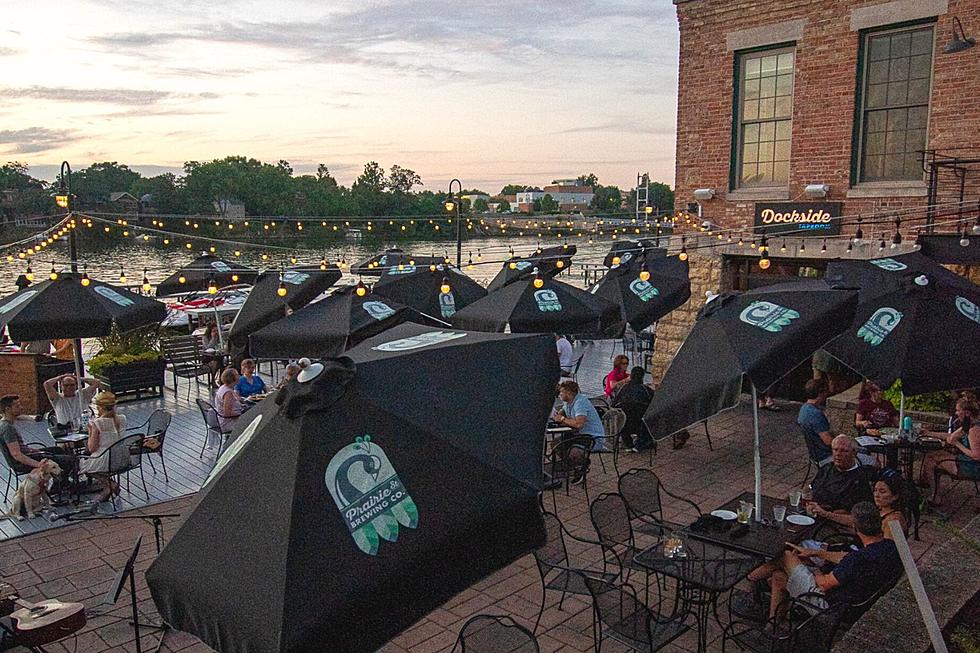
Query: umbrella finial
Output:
[[297, 357, 324, 383]]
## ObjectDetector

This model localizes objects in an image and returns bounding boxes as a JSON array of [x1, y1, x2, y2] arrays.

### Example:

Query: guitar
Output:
[[0, 583, 86, 647]]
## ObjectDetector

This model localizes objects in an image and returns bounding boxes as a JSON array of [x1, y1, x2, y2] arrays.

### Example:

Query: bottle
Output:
[[902, 415, 913, 433]]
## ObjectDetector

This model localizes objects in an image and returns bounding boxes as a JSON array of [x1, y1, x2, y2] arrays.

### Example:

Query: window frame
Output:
[[850, 19, 936, 185], [730, 43, 797, 191]]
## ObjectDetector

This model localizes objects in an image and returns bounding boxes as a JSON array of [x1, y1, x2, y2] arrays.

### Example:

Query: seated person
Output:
[[52, 338, 74, 361], [200, 323, 226, 387], [809, 469, 908, 540], [214, 368, 243, 431], [612, 366, 654, 452], [235, 358, 266, 398], [855, 381, 898, 431], [760, 502, 903, 619], [919, 397, 980, 504], [798, 378, 833, 465], [603, 355, 630, 399], [0, 395, 77, 494], [277, 362, 300, 390], [43, 373, 100, 432], [553, 380, 606, 451], [79, 392, 127, 502], [810, 435, 876, 512]]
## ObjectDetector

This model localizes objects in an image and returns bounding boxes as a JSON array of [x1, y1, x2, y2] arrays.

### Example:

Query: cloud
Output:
[[0, 86, 170, 105], [548, 121, 676, 136], [0, 47, 18, 56], [0, 127, 78, 154]]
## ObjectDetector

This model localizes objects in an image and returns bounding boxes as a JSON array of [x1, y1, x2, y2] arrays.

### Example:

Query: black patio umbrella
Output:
[[451, 276, 623, 337], [603, 238, 665, 267], [147, 322, 558, 653], [592, 251, 691, 332], [155, 254, 259, 297], [486, 245, 577, 292], [823, 252, 980, 397], [643, 280, 858, 516], [248, 288, 416, 359], [227, 265, 341, 348], [352, 249, 447, 276], [0, 273, 167, 341], [372, 265, 487, 321]]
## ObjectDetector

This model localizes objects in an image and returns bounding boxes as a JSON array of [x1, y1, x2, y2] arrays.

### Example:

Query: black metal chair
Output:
[[798, 424, 831, 490], [451, 614, 539, 653], [589, 492, 655, 602], [581, 574, 690, 652], [618, 467, 702, 538], [127, 409, 172, 482], [196, 398, 233, 458], [568, 355, 585, 382], [78, 433, 146, 510], [542, 435, 593, 513], [0, 437, 55, 503], [593, 408, 626, 474], [531, 511, 618, 634]]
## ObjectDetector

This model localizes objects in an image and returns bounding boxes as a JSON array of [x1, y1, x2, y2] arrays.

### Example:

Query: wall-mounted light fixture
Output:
[[945, 17, 976, 54], [804, 184, 830, 198], [693, 188, 715, 201]]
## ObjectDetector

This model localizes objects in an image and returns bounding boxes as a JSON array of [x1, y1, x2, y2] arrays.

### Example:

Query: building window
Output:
[[735, 48, 795, 188], [857, 25, 933, 182]]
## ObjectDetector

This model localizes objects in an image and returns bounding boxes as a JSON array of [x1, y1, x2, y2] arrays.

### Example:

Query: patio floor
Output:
[[0, 340, 976, 652]]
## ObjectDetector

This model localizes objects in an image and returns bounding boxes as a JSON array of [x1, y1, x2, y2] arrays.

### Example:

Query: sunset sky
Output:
[[1, 1, 679, 193]]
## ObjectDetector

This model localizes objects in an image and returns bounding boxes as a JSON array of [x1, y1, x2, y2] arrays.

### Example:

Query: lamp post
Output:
[[54, 161, 84, 377], [446, 179, 462, 267]]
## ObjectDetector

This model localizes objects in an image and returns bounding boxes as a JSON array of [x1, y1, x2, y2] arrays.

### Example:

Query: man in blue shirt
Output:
[[555, 380, 606, 451], [798, 378, 833, 464]]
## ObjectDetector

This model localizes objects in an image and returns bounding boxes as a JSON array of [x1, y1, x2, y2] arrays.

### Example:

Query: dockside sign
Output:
[[754, 202, 841, 236]]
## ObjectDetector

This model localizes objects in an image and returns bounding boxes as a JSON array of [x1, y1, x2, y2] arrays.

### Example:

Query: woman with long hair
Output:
[[79, 392, 128, 502]]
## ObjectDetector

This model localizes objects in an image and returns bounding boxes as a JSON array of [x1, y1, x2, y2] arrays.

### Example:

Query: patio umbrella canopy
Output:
[[227, 264, 341, 347], [591, 251, 691, 332], [0, 273, 167, 341], [823, 252, 980, 395], [155, 254, 259, 297], [603, 239, 665, 267], [372, 264, 487, 321], [643, 281, 857, 518], [147, 323, 558, 653], [248, 288, 415, 359], [351, 249, 447, 276], [451, 276, 623, 337], [486, 244, 577, 292]]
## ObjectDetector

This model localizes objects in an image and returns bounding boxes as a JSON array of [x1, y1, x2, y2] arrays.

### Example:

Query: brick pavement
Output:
[[1, 392, 976, 652]]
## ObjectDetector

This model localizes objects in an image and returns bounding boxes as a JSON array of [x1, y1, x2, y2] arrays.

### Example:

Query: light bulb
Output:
[[759, 257, 771, 270], [80, 273, 90, 287], [49, 266, 58, 281], [612, 256, 621, 265], [429, 263, 437, 272], [290, 257, 297, 265], [25, 266, 33, 282], [320, 258, 327, 270], [231, 274, 239, 283], [639, 267, 651, 282], [440, 277, 451, 294], [234, 250, 241, 257], [961, 236, 971, 247], [119, 272, 127, 284], [277, 283, 288, 297], [208, 280, 218, 295], [178, 274, 186, 284], [679, 249, 688, 262], [142, 278, 151, 292], [355, 281, 367, 297], [556, 259, 565, 269]]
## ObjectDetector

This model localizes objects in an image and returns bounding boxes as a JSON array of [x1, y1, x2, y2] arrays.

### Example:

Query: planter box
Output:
[[94, 358, 166, 402]]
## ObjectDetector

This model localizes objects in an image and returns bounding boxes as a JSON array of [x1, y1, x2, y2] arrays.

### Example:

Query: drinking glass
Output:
[[772, 505, 787, 524], [788, 490, 801, 508], [737, 501, 753, 524]]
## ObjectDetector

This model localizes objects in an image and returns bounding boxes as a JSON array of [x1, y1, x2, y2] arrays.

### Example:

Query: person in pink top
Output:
[[604, 355, 630, 399], [214, 368, 243, 430]]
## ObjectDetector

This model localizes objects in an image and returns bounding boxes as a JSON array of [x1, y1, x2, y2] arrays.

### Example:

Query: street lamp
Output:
[[446, 179, 462, 267]]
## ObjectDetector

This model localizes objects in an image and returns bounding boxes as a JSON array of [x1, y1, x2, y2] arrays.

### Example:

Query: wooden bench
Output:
[[160, 335, 209, 397]]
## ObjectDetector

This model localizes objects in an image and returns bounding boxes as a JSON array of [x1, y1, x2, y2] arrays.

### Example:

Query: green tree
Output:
[[540, 194, 559, 213], [626, 175, 675, 215], [70, 162, 142, 206], [351, 161, 387, 215], [495, 199, 511, 212], [131, 173, 187, 214], [575, 173, 599, 188], [499, 184, 528, 196], [473, 197, 489, 212], [0, 162, 50, 220], [591, 185, 622, 211]]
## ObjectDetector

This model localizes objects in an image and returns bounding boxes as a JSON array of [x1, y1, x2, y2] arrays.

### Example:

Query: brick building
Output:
[[651, 0, 980, 383]]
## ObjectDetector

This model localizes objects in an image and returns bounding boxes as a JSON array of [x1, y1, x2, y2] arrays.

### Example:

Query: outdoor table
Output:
[[859, 431, 944, 480], [53, 432, 89, 452], [634, 537, 760, 653], [686, 492, 822, 560]]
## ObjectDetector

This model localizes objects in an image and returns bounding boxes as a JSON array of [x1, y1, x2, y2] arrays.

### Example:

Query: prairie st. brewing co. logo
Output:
[[611, 251, 633, 269], [629, 279, 659, 302], [739, 301, 800, 333], [282, 270, 310, 285], [439, 291, 457, 318], [211, 261, 232, 272], [869, 258, 908, 272], [325, 435, 419, 556], [515, 261, 533, 271], [93, 286, 135, 307], [372, 330, 467, 351], [387, 265, 416, 275], [534, 289, 562, 312], [857, 307, 903, 346], [955, 296, 980, 325], [362, 300, 396, 320]]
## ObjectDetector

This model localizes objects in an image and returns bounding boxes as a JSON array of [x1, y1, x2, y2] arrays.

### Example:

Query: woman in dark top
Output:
[[919, 398, 980, 503], [854, 381, 898, 431], [612, 367, 654, 452]]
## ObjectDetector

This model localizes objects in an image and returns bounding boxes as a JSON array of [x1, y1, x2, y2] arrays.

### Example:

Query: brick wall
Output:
[[674, 0, 980, 232]]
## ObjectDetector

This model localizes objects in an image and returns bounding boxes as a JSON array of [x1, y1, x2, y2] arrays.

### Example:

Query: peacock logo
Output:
[[325, 435, 419, 556], [362, 301, 396, 321], [439, 291, 457, 318], [955, 296, 980, 325], [739, 301, 800, 332], [857, 307, 903, 346], [869, 258, 908, 272], [534, 289, 562, 312], [629, 279, 659, 302]]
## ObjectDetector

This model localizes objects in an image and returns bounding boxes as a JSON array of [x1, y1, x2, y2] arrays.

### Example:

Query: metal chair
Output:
[[581, 574, 690, 652], [127, 409, 172, 482], [0, 438, 55, 503], [542, 435, 593, 514], [78, 433, 146, 510], [618, 467, 702, 538], [451, 614, 539, 653], [196, 399, 233, 458], [594, 408, 626, 474], [589, 493, 655, 602], [569, 355, 585, 382], [531, 511, 618, 634]]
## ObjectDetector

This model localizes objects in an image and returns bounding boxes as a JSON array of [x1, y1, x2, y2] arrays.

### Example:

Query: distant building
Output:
[[213, 198, 246, 220], [542, 184, 594, 211], [460, 193, 491, 210], [515, 188, 544, 213], [108, 192, 140, 214]]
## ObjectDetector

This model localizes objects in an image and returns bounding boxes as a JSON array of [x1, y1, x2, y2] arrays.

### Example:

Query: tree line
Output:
[[0, 158, 674, 219]]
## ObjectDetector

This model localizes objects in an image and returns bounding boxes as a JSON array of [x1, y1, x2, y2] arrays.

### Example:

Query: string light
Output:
[[679, 236, 688, 262], [119, 266, 127, 284], [49, 264, 58, 281], [759, 252, 771, 270], [854, 218, 864, 244], [612, 255, 621, 265], [231, 273, 239, 283], [320, 257, 328, 271], [277, 280, 288, 298], [80, 269, 91, 287], [355, 279, 368, 297], [799, 240, 806, 254], [440, 276, 452, 294], [25, 264, 33, 282], [178, 273, 187, 284], [207, 277, 218, 294], [821, 239, 827, 253], [532, 268, 544, 289], [878, 237, 886, 251], [142, 269, 151, 293], [639, 262, 651, 282]]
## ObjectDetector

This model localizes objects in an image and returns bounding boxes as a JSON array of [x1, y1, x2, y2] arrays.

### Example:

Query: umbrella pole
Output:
[[899, 391, 905, 428], [72, 337, 84, 378], [752, 384, 762, 522]]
